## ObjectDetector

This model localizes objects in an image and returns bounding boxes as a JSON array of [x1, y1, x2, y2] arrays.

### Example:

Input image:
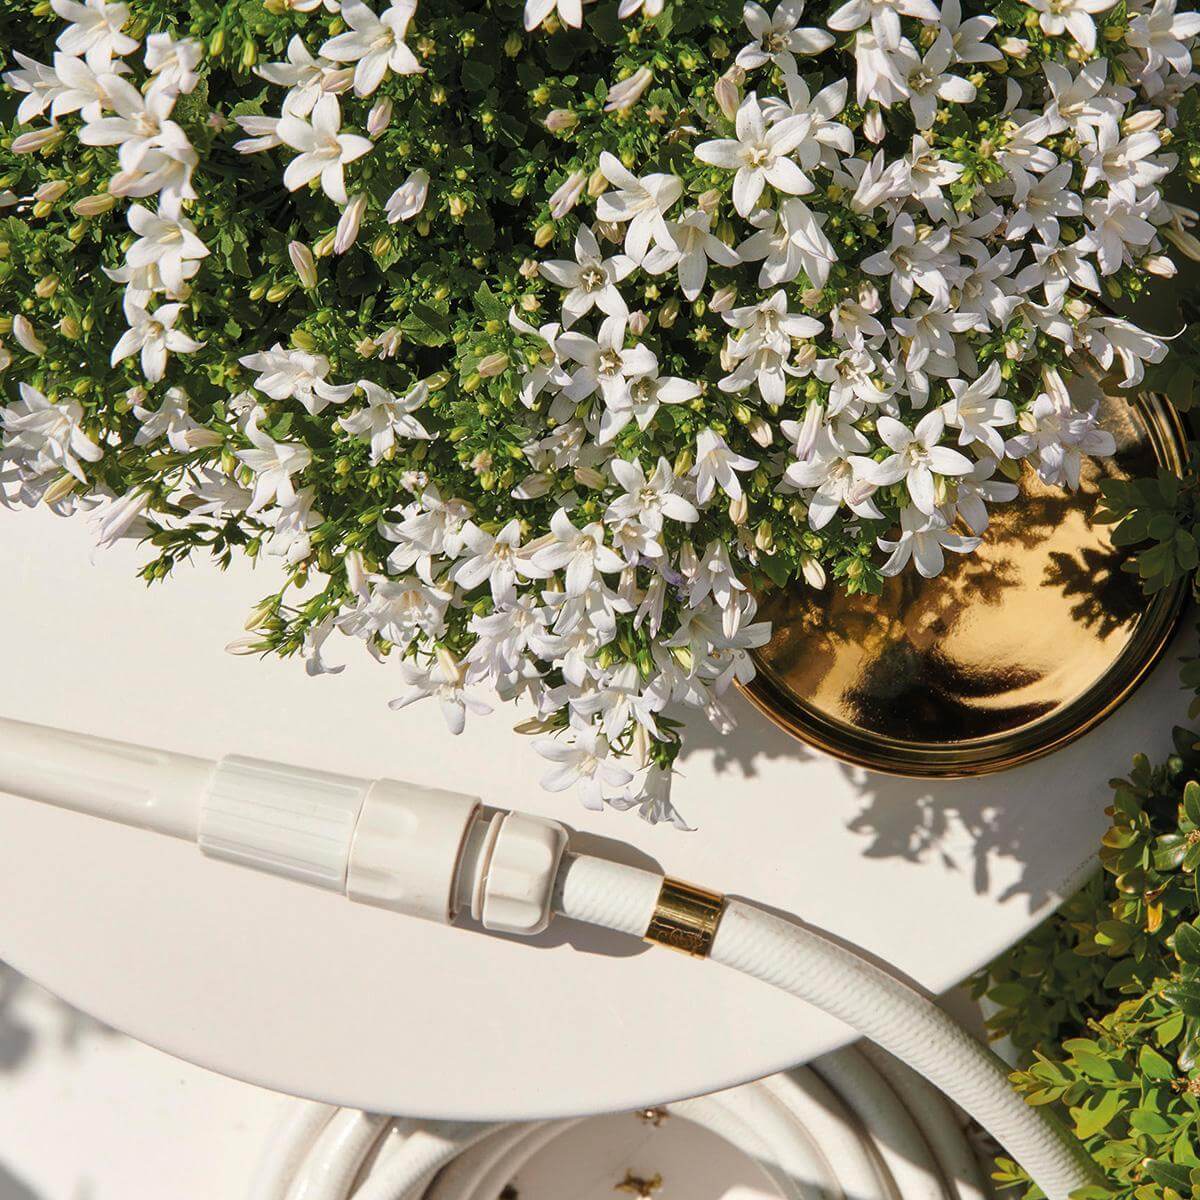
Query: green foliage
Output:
[[980, 735, 1200, 1198]]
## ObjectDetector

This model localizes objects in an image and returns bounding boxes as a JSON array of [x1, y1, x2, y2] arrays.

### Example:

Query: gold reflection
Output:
[[742, 384, 1188, 777]]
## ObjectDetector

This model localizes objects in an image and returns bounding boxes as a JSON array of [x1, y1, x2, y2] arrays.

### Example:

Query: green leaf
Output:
[[1146, 1160, 1195, 1193], [1185, 781, 1200, 826], [1139, 1043, 1176, 1080], [1072, 1088, 1124, 1139], [1176, 922, 1200, 965]]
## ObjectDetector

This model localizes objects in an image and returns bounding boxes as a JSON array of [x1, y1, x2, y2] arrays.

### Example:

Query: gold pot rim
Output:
[[739, 389, 1191, 780]]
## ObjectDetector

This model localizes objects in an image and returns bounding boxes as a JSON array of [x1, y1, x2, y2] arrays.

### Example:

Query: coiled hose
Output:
[[251, 1046, 999, 1200]]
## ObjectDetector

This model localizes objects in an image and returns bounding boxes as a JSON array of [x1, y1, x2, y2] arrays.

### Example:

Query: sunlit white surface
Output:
[[0, 504, 1189, 1117]]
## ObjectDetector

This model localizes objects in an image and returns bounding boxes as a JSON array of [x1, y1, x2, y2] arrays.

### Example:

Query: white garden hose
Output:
[[0, 717, 1101, 1200], [249, 1047, 998, 1200]]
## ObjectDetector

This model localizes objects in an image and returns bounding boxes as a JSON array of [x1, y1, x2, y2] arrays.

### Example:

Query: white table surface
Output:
[[0, 505, 1188, 1119]]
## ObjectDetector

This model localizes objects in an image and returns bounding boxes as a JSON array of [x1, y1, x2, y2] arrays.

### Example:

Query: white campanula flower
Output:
[[558, 315, 656, 415], [256, 36, 347, 116], [234, 411, 313, 514], [47, 52, 130, 121], [940, 362, 1015, 459], [1076, 193, 1158, 275], [1078, 123, 1170, 205], [1006, 386, 1115, 489], [691, 429, 757, 505], [1021, 0, 1119, 53], [860, 213, 959, 309], [264, 486, 322, 564], [827, 0, 940, 51], [610, 764, 691, 830], [594, 152, 682, 261], [233, 113, 285, 154], [939, 0, 1002, 64], [738, 198, 836, 288], [239, 344, 357, 415], [736, 1, 834, 74], [111, 296, 203, 383], [524, 0, 584, 31], [1082, 315, 1169, 388], [321, 0, 422, 96], [3, 53, 66, 125], [1003, 162, 1081, 246], [694, 93, 815, 218], [642, 209, 742, 300], [337, 380, 431, 463], [856, 410, 974, 514], [380, 484, 472, 582], [125, 205, 209, 298], [337, 575, 451, 649], [277, 93, 373, 205], [533, 508, 625, 595], [91, 487, 151, 549], [1042, 59, 1129, 133], [539, 224, 636, 325], [144, 33, 202, 95], [782, 416, 883, 529], [606, 456, 699, 530], [385, 168, 430, 222], [877, 506, 981, 578], [1128, 0, 1200, 75], [78, 76, 177, 172], [0, 383, 103, 482], [949, 458, 1019, 535], [450, 519, 539, 605], [534, 729, 633, 810], [895, 30, 977, 130], [390, 649, 493, 736], [52, 0, 139, 68]]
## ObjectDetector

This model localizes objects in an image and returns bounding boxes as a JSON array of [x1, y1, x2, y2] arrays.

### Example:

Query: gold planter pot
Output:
[[741, 383, 1190, 778]]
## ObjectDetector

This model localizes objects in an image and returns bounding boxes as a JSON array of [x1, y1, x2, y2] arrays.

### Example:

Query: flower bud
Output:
[[729, 494, 749, 525], [754, 521, 774, 551], [709, 285, 737, 313], [72, 193, 116, 217], [575, 465, 607, 489], [714, 72, 740, 121], [34, 179, 68, 204], [367, 97, 393, 137], [11, 127, 65, 154], [999, 36, 1029, 59], [863, 107, 885, 144], [1123, 108, 1163, 134], [13, 315, 45, 355], [42, 473, 79, 506], [605, 66, 653, 113], [478, 351, 510, 377], [587, 168, 609, 198], [333, 192, 367, 255], [534, 221, 556, 247], [548, 169, 587, 219], [34, 274, 58, 299], [628, 309, 649, 335], [801, 556, 826, 589], [659, 298, 680, 328], [1143, 254, 1176, 277], [544, 108, 578, 132], [748, 416, 773, 447], [58, 315, 81, 339]]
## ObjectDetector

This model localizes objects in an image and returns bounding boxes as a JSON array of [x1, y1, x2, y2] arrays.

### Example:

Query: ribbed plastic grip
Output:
[[199, 756, 371, 890]]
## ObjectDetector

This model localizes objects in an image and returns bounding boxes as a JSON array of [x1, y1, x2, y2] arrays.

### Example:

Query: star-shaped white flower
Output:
[[321, 0, 422, 96], [52, 0, 139, 68], [691, 429, 757, 505], [854, 410, 973, 514], [594, 151, 682, 261], [111, 297, 203, 383], [736, 1, 834, 73], [125, 205, 209, 298], [235, 411, 313, 514], [606, 457, 699, 530], [877, 506, 980, 578], [642, 210, 742, 301], [941, 362, 1016, 459], [277, 93, 373, 205], [337, 380, 431, 464], [532, 508, 625, 595], [694, 93, 814, 217], [239, 344, 357, 415], [539, 224, 636, 326]]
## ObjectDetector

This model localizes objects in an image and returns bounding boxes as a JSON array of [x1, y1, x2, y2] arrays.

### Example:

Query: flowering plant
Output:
[[1, 0, 1198, 824]]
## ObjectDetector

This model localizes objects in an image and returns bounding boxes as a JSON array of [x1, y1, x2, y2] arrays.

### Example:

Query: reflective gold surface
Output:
[[742, 385, 1189, 777]]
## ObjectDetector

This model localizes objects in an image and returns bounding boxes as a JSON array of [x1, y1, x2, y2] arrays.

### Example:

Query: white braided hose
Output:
[[0, 720, 1095, 1200], [552, 855, 1100, 1200], [251, 1050, 995, 1200]]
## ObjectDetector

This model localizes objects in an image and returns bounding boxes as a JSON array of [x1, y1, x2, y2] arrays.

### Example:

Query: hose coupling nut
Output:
[[644, 877, 726, 957]]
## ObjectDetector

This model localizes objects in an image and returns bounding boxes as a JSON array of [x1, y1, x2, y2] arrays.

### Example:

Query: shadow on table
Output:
[[677, 692, 1108, 916], [0, 961, 115, 1078]]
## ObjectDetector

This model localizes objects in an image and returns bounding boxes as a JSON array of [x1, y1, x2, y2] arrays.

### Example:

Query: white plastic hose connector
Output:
[[465, 811, 569, 935], [198, 756, 484, 925]]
